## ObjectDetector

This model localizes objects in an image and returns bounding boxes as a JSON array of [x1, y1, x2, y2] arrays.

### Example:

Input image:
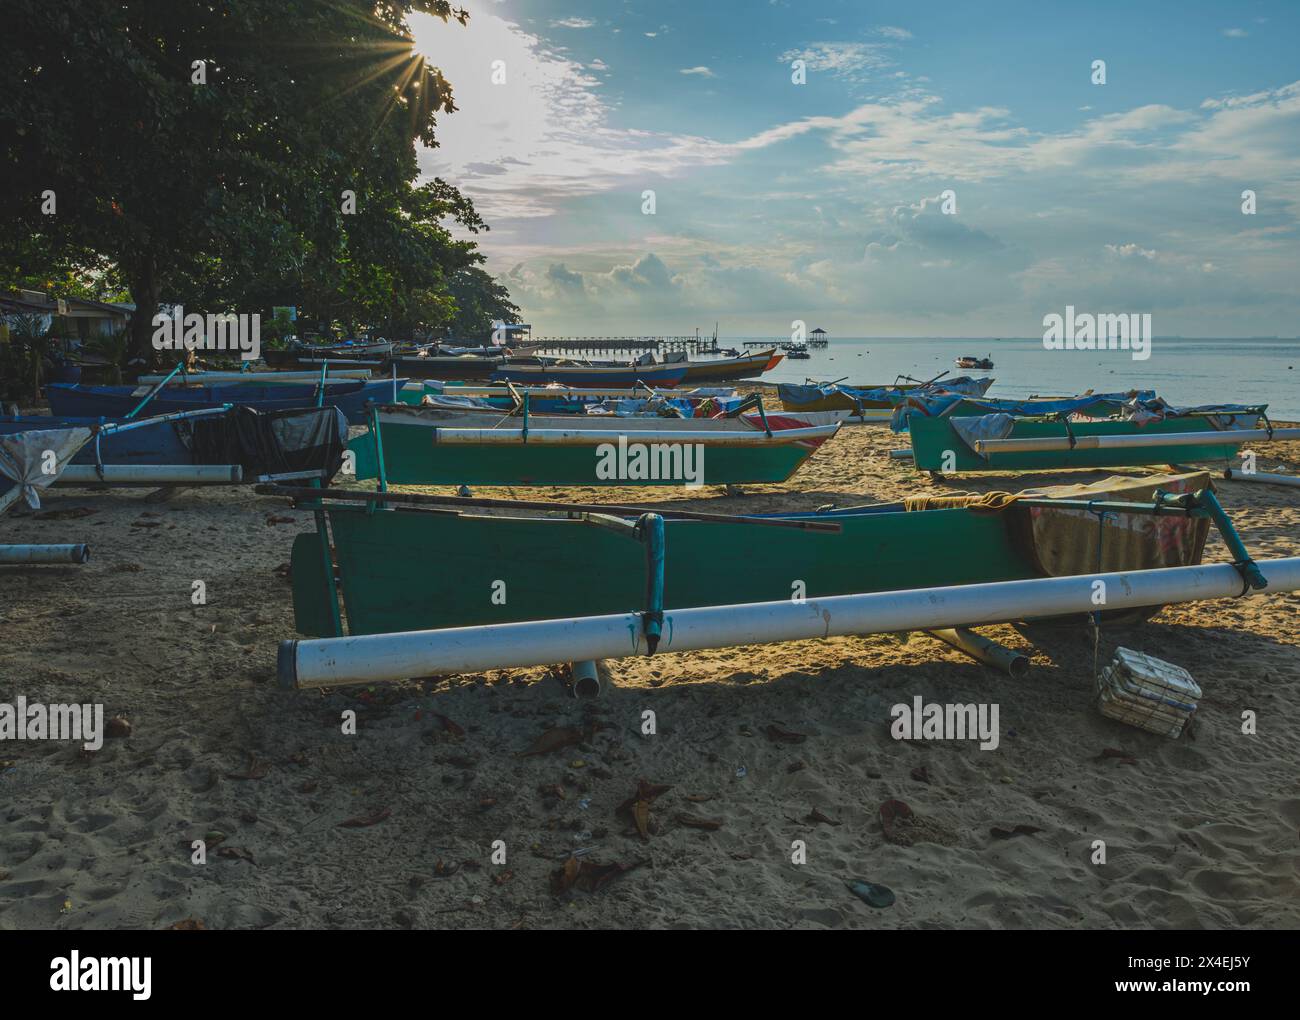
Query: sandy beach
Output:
[[2, 402, 1299, 931]]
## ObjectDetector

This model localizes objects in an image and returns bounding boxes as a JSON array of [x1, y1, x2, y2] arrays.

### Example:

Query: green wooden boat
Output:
[[283, 471, 1219, 639], [909, 411, 1262, 472], [349, 406, 840, 487]]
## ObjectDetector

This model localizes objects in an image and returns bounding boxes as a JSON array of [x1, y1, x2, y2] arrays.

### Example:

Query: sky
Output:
[[409, 1, 1300, 338]]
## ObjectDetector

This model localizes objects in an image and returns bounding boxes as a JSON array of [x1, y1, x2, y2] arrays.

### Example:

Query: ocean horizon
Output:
[[707, 336, 1300, 418]]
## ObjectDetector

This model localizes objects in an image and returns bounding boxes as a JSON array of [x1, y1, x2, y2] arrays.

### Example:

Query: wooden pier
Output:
[[528, 336, 722, 356]]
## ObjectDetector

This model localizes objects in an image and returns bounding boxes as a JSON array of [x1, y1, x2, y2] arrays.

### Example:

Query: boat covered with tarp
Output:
[[778, 375, 994, 421], [906, 394, 1271, 472]]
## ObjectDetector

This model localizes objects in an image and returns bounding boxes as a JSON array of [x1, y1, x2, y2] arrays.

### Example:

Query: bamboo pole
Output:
[[278, 556, 1300, 688], [253, 484, 844, 533]]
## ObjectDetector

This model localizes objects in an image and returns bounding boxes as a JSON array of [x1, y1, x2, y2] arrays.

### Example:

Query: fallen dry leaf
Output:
[[337, 807, 391, 828], [763, 723, 807, 745], [518, 726, 584, 757]]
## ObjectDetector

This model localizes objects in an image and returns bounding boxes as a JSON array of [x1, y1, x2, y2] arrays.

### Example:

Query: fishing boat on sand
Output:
[[271, 470, 1248, 655], [906, 397, 1279, 473], [0, 406, 347, 485], [346, 403, 839, 486]]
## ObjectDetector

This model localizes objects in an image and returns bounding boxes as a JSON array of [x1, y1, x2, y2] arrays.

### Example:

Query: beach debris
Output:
[[298, 780, 318, 794], [990, 824, 1042, 840], [273, 561, 292, 579], [551, 855, 648, 895], [32, 506, 96, 521], [787, 761, 806, 774], [433, 712, 465, 738], [616, 780, 673, 840], [735, 765, 748, 779], [493, 870, 514, 886], [806, 807, 841, 827], [105, 716, 132, 739], [518, 726, 584, 757], [216, 846, 256, 864], [683, 793, 713, 803], [433, 860, 460, 878], [845, 879, 895, 909], [1096, 747, 1139, 766], [879, 798, 957, 847], [1096, 647, 1201, 738], [910, 765, 932, 784], [265, 514, 295, 526], [166, 918, 206, 930], [764, 723, 807, 745], [226, 753, 269, 780], [538, 783, 566, 800], [676, 813, 723, 831], [337, 807, 391, 828]]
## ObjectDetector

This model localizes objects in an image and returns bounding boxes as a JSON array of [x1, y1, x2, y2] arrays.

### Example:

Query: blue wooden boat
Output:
[[0, 406, 348, 481], [45, 379, 401, 425]]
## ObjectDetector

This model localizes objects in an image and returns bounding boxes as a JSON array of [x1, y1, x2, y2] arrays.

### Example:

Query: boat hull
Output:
[[388, 355, 504, 380], [349, 409, 836, 485], [289, 472, 1211, 637], [910, 415, 1252, 471], [490, 362, 690, 388], [679, 350, 781, 382]]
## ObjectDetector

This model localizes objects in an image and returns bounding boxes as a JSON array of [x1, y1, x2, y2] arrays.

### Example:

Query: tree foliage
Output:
[[0, 0, 517, 362]]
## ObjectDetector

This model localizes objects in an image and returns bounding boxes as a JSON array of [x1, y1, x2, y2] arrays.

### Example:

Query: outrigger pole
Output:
[[278, 556, 1300, 689]]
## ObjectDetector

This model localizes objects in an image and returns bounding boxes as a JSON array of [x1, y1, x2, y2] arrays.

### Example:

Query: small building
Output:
[[0, 290, 134, 341]]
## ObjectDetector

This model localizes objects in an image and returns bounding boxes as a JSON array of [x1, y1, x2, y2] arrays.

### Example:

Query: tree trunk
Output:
[[127, 257, 161, 376]]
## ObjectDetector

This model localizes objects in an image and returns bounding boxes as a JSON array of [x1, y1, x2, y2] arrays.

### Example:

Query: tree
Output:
[[445, 266, 522, 340], [0, 1, 477, 363]]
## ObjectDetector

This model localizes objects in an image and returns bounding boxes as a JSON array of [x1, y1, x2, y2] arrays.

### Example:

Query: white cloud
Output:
[[680, 66, 716, 77], [777, 41, 894, 82], [877, 26, 912, 40], [1223, 27, 1248, 38], [550, 18, 594, 29]]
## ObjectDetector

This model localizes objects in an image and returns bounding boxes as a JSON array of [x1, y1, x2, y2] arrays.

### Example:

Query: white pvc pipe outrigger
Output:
[[432, 424, 839, 445], [0, 543, 90, 564], [974, 427, 1300, 456], [57, 464, 243, 485], [278, 556, 1300, 689], [1223, 468, 1300, 487]]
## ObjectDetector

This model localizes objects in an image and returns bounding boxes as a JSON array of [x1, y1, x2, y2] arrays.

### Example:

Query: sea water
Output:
[[724, 336, 1300, 418]]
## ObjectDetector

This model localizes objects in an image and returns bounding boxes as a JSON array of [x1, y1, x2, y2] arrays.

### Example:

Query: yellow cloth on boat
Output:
[[1015, 471, 1213, 577], [903, 471, 1213, 576], [903, 490, 1020, 513]]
